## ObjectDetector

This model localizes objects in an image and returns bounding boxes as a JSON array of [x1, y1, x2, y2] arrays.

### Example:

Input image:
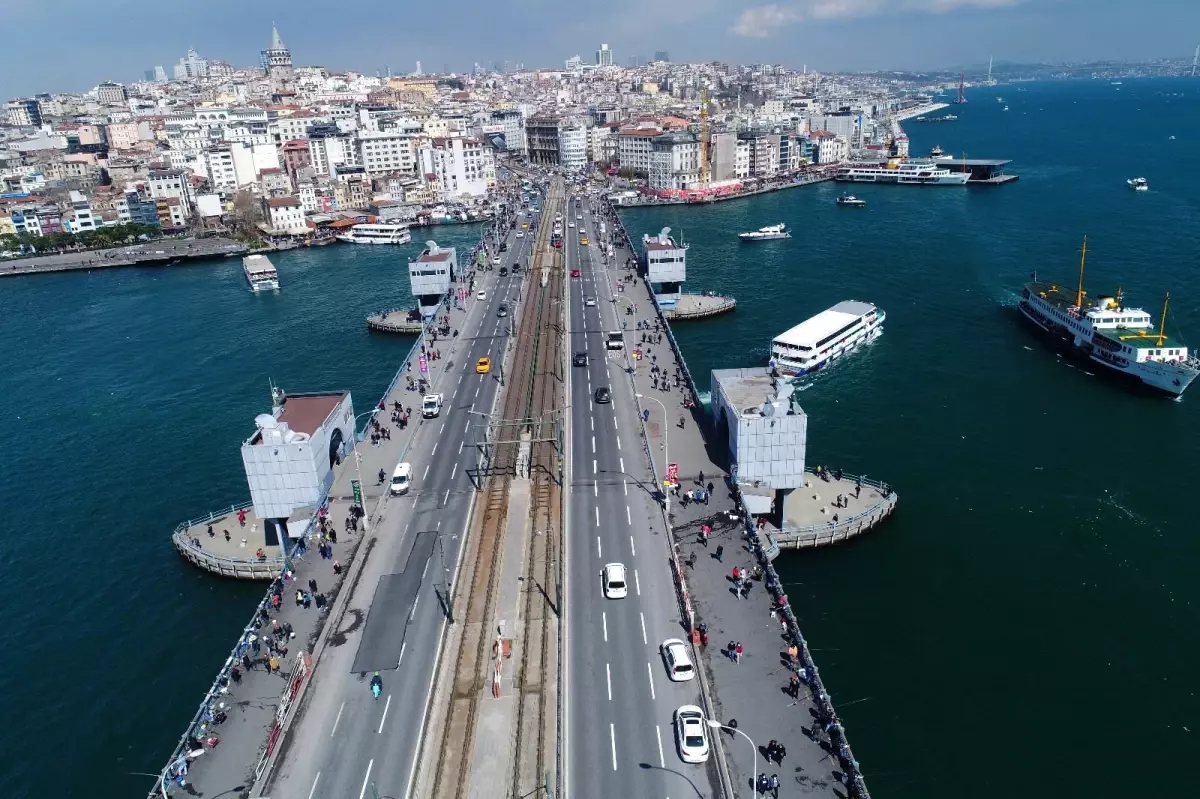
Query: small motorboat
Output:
[[836, 194, 867, 207], [1127, 177, 1148, 192], [738, 223, 791, 241]]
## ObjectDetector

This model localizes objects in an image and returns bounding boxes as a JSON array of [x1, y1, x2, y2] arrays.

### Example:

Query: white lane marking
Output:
[[656, 726, 666, 769], [439, 420, 446, 434], [606, 662, 612, 700], [458, 374, 463, 384], [623, 480, 628, 496], [627, 506, 632, 527], [432, 441, 438, 456], [423, 464, 430, 480], [620, 457, 625, 474], [330, 702, 345, 738], [451, 462, 458, 480], [647, 662, 656, 700], [593, 459, 597, 474], [458, 440, 464, 454], [409, 594, 420, 619], [616, 436, 621, 451], [465, 421, 470, 435], [475, 385, 481, 398], [591, 416, 594, 431], [358, 760, 374, 799], [378, 694, 392, 733], [640, 612, 648, 645], [597, 536, 601, 558], [602, 611, 608, 642], [398, 641, 406, 665], [595, 506, 600, 527], [593, 481, 598, 497], [614, 416, 618, 430], [422, 559, 430, 578], [611, 724, 618, 771], [635, 569, 641, 596], [592, 435, 596, 453], [308, 772, 321, 799], [443, 489, 450, 505], [452, 388, 458, 399]]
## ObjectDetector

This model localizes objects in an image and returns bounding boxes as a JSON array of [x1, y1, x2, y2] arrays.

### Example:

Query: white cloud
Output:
[[733, 0, 1027, 37]]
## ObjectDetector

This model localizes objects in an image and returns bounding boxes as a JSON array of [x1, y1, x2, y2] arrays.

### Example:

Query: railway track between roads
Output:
[[430, 180, 565, 799]]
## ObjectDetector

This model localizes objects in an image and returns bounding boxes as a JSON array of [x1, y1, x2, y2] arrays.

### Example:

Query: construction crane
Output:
[[698, 86, 710, 187]]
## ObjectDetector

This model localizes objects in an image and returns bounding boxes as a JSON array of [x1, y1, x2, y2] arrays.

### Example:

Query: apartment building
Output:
[[148, 168, 194, 216], [558, 125, 588, 172], [647, 132, 700, 191], [358, 130, 421, 176], [262, 196, 307, 234], [65, 190, 97, 232], [616, 127, 661, 176], [6, 98, 42, 127], [524, 116, 561, 166], [418, 136, 496, 199]]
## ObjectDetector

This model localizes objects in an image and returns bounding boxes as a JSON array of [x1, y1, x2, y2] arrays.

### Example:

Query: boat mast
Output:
[[1157, 291, 1170, 347], [1075, 236, 1088, 309]]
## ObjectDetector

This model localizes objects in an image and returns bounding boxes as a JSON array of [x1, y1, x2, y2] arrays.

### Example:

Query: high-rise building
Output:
[[654, 51, 670, 63], [96, 81, 127, 104], [596, 43, 613, 67], [154, 65, 168, 82], [173, 48, 208, 80], [262, 25, 295, 98], [144, 70, 157, 82], [565, 55, 583, 71], [6, 98, 42, 127]]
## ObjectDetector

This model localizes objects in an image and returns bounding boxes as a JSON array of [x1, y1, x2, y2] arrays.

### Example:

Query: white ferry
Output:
[[243, 255, 279, 292], [769, 301, 885, 377], [835, 159, 971, 186], [1019, 238, 1199, 396], [335, 223, 413, 245], [738, 223, 791, 241]]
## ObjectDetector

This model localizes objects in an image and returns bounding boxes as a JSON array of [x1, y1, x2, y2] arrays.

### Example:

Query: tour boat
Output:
[[770, 301, 885, 377], [835, 159, 971, 186], [335, 223, 413, 244], [738, 223, 791, 241], [243, 255, 279, 292], [1018, 237, 1199, 396], [836, 194, 867, 207]]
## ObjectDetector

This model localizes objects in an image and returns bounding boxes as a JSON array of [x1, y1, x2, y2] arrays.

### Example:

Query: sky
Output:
[[1, 0, 1199, 98]]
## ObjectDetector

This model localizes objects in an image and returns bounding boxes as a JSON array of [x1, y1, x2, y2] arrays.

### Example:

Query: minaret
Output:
[[263, 24, 295, 99]]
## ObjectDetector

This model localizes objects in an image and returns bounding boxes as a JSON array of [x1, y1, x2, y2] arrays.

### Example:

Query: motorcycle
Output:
[[370, 672, 383, 700]]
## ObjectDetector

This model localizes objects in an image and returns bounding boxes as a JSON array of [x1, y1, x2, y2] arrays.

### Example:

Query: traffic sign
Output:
[[351, 480, 362, 506]]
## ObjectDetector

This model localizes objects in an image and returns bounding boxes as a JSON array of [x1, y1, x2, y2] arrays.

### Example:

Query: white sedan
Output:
[[584, 296, 596, 307], [568, 221, 575, 228], [515, 231, 524, 238], [673, 705, 710, 763], [476, 290, 486, 300], [601, 563, 627, 599], [660, 638, 696, 682]]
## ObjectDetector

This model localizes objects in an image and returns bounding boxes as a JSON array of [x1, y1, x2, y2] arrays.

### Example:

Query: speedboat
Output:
[[738, 223, 791, 241], [1127, 177, 1148, 191], [836, 194, 867, 207]]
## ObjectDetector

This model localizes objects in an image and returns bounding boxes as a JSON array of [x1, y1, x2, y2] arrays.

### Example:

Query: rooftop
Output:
[[712, 367, 800, 418], [250, 391, 347, 444]]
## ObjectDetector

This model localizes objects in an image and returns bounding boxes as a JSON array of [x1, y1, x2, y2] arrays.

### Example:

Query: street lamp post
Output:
[[635, 392, 669, 523], [706, 719, 757, 797], [351, 409, 379, 531]]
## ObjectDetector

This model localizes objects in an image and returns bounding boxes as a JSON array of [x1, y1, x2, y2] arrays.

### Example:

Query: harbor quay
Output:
[[602, 200, 885, 797], [149, 217, 514, 796], [613, 165, 837, 207], [0, 236, 247, 277]]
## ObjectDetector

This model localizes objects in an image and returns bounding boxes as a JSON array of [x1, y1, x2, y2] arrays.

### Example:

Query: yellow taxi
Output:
[[476, 357, 492, 374], [521, 223, 529, 229], [579, 236, 589, 246]]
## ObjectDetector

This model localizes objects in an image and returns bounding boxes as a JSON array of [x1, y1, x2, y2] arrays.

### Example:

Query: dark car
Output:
[[499, 266, 508, 276], [573, 352, 588, 367], [594, 387, 611, 404], [498, 304, 508, 317]]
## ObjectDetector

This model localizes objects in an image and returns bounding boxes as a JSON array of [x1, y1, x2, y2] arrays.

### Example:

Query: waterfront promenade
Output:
[[601, 204, 877, 797], [616, 167, 836, 208], [0, 237, 246, 277]]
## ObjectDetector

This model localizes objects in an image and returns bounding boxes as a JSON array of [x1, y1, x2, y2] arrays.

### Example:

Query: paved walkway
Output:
[[154, 250, 501, 796], [599, 209, 859, 798]]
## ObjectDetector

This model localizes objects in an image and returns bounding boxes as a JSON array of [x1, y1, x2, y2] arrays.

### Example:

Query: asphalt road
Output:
[[563, 194, 721, 799], [263, 204, 538, 799]]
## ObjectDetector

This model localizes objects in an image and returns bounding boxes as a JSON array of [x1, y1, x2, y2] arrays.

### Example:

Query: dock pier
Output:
[[606, 201, 885, 798], [366, 307, 426, 334], [0, 237, 247, 277]]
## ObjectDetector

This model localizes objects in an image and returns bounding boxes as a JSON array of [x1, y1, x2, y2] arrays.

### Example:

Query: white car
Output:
[[476, 290, 486, 300], [584, 296, 596, 307], [568, 221, 575, 228], [601, 563, 627, 599], [389, 462, 412, 495], [673, 705, 710, 764], [660, 638, 696, 682], [577, 214, 583, 220], [515, 231, 524, 237]]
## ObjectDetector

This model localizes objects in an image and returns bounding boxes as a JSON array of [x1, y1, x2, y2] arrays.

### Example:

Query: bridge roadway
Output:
[[564, 194, 722, 798], [260, 208, 537, 799]]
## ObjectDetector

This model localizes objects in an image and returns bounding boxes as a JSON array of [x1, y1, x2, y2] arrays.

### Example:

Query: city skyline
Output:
[[2, 0, 1199, 97]]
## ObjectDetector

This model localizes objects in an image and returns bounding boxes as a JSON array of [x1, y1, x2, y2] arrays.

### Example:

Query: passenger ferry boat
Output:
[[738, 223, 791, 241], [835, 159, 971, 186], [769, 300, 885, 377], [335, 223, 413, 245], [1018, 237, 1200, 396], [243, 255, 280, 292]]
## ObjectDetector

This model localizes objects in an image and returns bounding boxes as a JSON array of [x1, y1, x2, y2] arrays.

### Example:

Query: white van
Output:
[[605, 331, 625, 350], [390, 462, 412, 495]]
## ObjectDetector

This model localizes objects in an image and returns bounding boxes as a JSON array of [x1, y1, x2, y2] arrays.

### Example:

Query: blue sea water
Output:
[[1, 78, 1199, 798]]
